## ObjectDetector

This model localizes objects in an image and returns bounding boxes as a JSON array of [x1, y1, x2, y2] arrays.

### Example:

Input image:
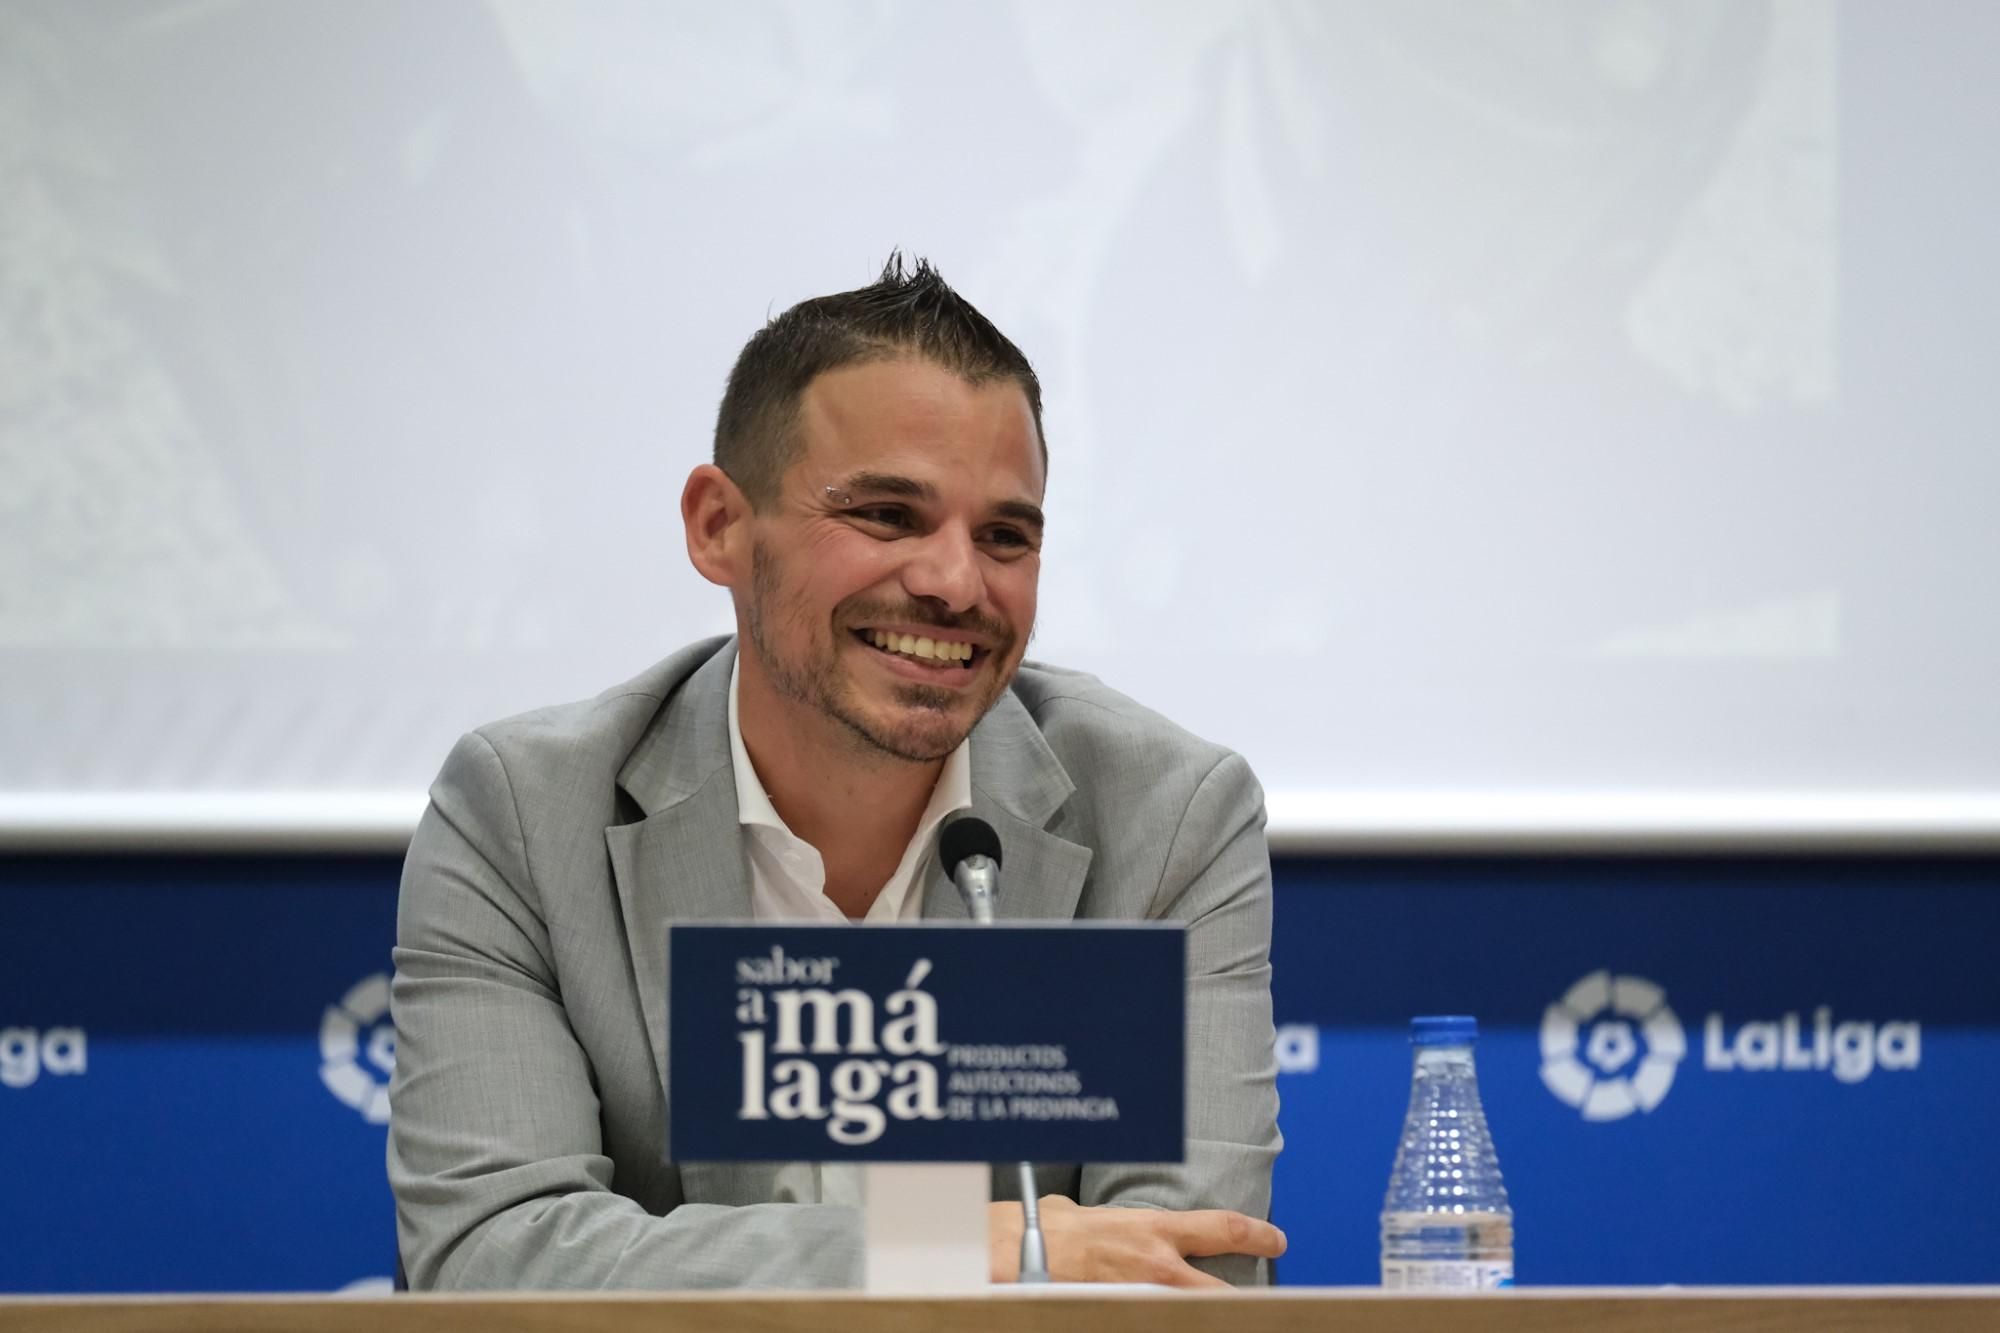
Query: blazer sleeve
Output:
[[1075, 749, 1283, 1286], [387, 731, 862, 1290]]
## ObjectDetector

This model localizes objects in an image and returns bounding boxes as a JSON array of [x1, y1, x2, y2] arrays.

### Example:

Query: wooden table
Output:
[[4, 1288, 1998, 1333]]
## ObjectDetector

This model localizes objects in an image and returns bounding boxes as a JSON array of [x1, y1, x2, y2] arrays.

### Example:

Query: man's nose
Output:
[[901, 523, 983, 612]]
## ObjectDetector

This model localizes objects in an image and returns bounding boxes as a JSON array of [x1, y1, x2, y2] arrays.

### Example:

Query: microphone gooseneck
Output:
[[1015, 1162, 1048, 1284]]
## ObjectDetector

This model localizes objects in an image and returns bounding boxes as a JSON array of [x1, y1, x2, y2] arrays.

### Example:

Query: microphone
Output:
[[939, 816, 1002, 925], [935, 817, 1048, 1284]]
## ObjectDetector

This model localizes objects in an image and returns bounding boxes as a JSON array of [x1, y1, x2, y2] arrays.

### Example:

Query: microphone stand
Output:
[[1015, 1163, 1048, 1283], [951, 850, 1051, 1284]]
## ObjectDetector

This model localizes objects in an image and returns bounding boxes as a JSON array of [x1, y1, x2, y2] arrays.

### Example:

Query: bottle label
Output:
[[1381, 1259, 1514, 1290]]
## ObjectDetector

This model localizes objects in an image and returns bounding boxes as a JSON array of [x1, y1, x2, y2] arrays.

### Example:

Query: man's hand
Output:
[[987, 1196, 1286, 1288]]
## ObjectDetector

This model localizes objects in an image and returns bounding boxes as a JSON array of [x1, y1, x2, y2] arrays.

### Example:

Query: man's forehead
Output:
[[791, 361, 1045, 497]]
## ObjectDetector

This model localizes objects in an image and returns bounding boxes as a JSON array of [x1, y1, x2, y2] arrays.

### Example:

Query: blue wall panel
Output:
[[3, 853, 1996, 1291], [1, 858, 400, 1293], [1268, 857, 2000, 1285]]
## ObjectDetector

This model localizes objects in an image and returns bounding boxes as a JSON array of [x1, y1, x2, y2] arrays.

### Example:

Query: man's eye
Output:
[[853, 506, 914, 530], [982, 527, 1036, 551]]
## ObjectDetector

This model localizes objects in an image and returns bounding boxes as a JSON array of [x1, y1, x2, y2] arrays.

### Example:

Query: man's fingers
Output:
[[1159, 1262, 1231, 1290], [1032, 1201, 1279, 1286], [1166, 1209, 1288, 1259]]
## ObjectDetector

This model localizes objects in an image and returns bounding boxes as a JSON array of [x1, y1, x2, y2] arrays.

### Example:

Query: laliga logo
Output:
[[1703, 1006, 1919, 1081], [321, 973, 396, 1124], [1543, 970, 1923, 1121], [1540, 971, 1686, 1121]]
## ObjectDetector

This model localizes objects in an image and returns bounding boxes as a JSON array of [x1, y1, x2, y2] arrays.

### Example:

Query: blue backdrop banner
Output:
[[2, 853, 1996, 1291], [0, 856, 401, 1294], [1267, 856, 2000, 1286], [666, 923, 1184, 1162]]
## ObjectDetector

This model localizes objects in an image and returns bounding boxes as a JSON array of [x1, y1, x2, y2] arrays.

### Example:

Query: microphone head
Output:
[[939, 816, 1003, 877]]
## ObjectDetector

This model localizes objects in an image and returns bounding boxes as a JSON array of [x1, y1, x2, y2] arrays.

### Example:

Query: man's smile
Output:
[[850, 626, 991, 678]]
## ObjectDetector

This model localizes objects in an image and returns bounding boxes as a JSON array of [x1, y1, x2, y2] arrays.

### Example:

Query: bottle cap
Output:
[[1410, 1015, 1479, 1046]]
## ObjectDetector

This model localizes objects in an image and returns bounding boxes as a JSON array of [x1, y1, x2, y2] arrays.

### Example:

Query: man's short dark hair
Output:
[[713, 254, 1046, 509]]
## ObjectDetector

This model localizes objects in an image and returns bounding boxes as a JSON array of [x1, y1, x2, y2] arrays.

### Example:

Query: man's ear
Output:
[[682, 464, 752, 588]]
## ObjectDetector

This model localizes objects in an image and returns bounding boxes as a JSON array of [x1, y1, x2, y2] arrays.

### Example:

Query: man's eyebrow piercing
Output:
[[824, 485, 853, 507]]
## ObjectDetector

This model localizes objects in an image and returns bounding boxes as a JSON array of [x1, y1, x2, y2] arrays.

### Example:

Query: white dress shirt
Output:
[[727, 658, 971, 1205]]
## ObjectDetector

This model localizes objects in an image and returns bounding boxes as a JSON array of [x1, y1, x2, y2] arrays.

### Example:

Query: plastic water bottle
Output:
[[1380, 1015, 1514, 1289]]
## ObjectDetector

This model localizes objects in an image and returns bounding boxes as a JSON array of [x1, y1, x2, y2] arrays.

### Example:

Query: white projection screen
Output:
[[4, 1, 1997, 850]]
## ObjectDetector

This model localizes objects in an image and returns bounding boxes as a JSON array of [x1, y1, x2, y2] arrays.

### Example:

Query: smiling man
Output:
[[388, 257, 1283, 1291]]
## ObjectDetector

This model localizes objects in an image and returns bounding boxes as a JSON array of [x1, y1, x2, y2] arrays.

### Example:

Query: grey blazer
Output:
[[389, 637, 1280, 1290]]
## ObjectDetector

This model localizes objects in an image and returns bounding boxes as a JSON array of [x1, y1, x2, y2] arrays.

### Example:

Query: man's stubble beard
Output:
[[745, 539, 1018, 764]]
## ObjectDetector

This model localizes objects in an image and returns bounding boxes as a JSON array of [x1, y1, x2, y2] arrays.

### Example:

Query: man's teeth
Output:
[[867, 630, 974, 663]]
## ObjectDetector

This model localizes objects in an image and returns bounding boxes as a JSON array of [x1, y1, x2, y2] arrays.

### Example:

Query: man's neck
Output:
[[736, 660, 943, 916]]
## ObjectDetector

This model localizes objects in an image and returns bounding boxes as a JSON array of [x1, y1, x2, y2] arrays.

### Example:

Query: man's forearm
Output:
[[403, 1190, 862, 1291]]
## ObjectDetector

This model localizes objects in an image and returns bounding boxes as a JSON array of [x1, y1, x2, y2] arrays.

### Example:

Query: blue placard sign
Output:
[[666, 922, 1185, 1163]]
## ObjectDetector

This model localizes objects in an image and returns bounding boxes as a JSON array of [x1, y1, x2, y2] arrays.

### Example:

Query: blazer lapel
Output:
[[605, 645, 750, 1101], [605, 782, 749, 1082], [925, 689, 1093, 923], [605, 645, 786, 1204]]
